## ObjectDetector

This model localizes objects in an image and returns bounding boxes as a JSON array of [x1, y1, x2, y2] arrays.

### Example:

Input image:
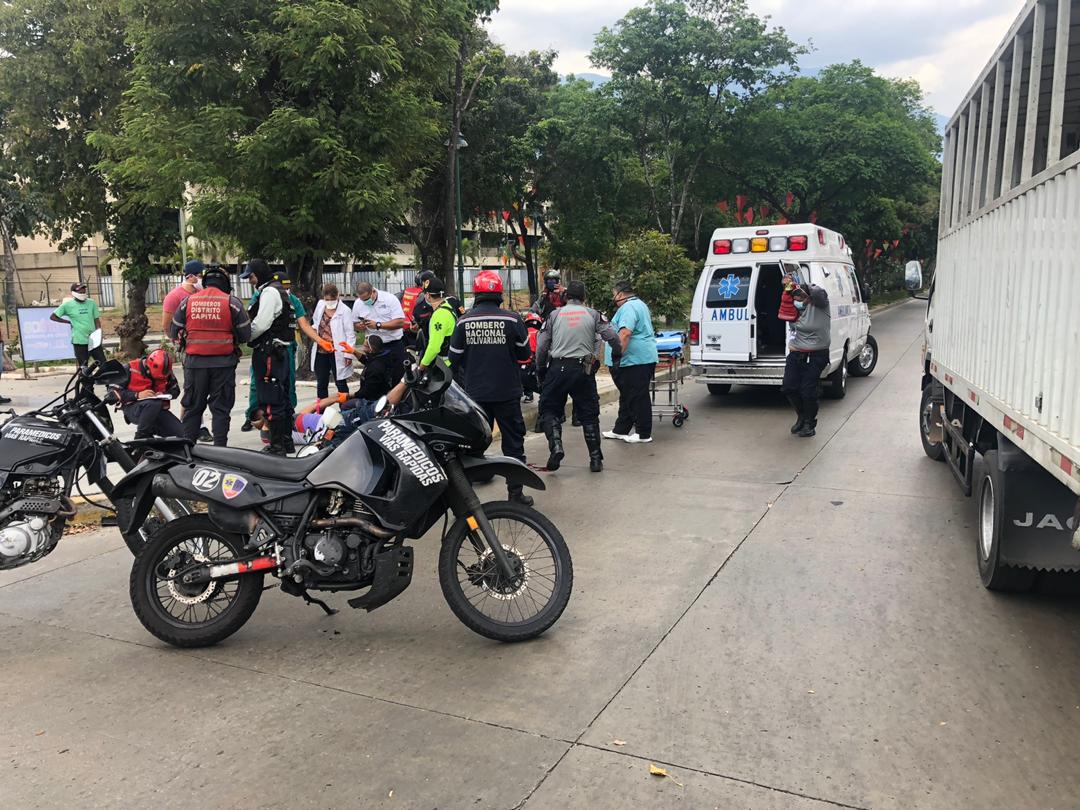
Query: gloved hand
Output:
[[318, 339, 334, 352], [339, 341, 355, 354]]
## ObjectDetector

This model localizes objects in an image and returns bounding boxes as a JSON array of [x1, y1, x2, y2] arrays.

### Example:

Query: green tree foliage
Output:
[[0, 0, 179, 355], [108, 0, 469, 295], [578, 230, 697, 322], [720, 61, 942, 273], [590, 0, 802, 246]]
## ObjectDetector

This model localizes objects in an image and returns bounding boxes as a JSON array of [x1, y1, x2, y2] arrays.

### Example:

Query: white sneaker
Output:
[[625, 435, 653, 444], [602, 430, 633, 442]]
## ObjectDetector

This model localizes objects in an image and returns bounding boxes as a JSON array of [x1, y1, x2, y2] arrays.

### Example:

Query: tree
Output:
[[0, 163, 47, 314], [719, 61, 941, 276], [0, 0, 178, 356], [106, 0, 472, 367], [590, 0, 802, 246], [579, 230, 698, 323]]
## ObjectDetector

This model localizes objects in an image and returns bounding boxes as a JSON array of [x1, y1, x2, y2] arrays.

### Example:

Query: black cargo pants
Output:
[[539, 359, 600, 428], [181, 365, 237, 447], [781, 349, 829, 421]]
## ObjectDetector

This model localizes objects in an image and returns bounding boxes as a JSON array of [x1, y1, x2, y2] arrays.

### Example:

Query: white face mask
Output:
[[325, 300, 338, 311], [72, 292, 88, 301]]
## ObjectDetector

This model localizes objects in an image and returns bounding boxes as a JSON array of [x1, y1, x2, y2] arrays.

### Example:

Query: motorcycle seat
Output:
[[189, 445, 331, 482]]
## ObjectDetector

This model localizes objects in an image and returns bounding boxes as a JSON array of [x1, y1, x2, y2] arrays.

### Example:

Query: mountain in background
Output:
[[563, 72, 609, 87]]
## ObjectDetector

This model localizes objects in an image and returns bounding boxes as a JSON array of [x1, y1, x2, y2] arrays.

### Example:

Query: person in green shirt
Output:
[[418, 277, 457, 371], [51, 282, 105, 367]]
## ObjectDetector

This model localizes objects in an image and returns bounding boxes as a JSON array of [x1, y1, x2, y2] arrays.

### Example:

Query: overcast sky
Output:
[[487, 0, 1023, 118]]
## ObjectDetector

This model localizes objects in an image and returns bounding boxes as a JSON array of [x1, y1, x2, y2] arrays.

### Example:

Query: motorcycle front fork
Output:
[[442, 456, 520, 582]]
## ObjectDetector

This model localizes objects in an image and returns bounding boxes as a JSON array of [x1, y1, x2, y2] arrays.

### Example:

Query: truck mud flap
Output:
[[995, 444, 1080, 572], [347, 546, 413, 612]]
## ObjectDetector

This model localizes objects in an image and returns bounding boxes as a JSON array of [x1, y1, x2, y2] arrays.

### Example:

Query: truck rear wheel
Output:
[[977, 450, 1037, 592], [919, 385, 946, 462]]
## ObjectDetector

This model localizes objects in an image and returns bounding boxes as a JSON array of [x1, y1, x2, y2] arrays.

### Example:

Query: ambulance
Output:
[[688, 224, 877, 399]]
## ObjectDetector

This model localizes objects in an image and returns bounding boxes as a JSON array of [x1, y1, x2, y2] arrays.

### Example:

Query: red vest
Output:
[[127, 360, 168, 395], [401, 287, 421, 321], [184, 288, 235, 356]]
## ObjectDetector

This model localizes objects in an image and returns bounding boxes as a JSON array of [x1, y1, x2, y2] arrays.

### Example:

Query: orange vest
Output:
[[401, 287, 421, 321], [184, 288, 235, 356]]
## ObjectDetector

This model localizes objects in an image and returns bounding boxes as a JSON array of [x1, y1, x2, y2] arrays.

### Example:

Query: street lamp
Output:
[[453, 135, 468, 298]]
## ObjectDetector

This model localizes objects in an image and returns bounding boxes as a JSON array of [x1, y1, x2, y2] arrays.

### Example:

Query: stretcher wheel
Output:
[[672, 415, 686, 428]]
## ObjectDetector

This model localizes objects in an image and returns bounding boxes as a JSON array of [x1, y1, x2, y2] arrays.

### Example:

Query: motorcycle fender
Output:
[[462, 455, 546, 491]]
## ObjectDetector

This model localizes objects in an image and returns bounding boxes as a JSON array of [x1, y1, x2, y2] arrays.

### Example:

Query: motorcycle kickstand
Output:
[[302, 590, 338, 616]]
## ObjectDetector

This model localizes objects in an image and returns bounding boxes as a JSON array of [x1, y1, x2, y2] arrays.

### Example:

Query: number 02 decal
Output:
[[192, 467, 222, 492]]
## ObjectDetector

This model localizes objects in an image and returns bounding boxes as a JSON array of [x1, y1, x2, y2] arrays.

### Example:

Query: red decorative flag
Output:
[[873, 248, 882, 259], [808, 212, 818, 224], [777, 216, 789, 225], [717, 200, 729, 213], [501, 210, 511, 222], [745, 208, 755, 225], [759, 206, 769, 220], [785, 192, 795, 210]]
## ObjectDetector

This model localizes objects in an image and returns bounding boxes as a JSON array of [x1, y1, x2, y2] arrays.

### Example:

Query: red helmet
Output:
[[473, 270, 503, 294], [145, 348, 172, 380], [523, 312, 543, 327]]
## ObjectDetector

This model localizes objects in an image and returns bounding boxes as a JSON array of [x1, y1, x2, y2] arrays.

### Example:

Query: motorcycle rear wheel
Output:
[[439, 501, 572, 642], [130, 515, 263, 648]]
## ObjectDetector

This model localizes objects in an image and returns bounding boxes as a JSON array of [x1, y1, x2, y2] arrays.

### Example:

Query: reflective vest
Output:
[[184, 287, 236, 356], [401, 286, 421, 322], [126, 359, 168, 395]]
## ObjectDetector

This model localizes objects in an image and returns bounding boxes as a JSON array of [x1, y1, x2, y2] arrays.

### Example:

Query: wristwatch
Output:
[[376, 321, 382, 330]]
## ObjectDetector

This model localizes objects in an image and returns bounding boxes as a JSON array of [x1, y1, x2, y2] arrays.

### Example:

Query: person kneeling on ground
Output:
[[113, 348, 184, 440], [781, 277, 831, 438]]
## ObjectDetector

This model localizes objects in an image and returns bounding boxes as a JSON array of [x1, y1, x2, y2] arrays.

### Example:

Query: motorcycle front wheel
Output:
[[439, 501, 572, 642], [129, 514, 263, 648]]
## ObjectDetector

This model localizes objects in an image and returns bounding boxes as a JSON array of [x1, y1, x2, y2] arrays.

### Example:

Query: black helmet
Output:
[[418, 270, 438, 290], [202, 264, 232, 293], [241, 258, 270, 285]]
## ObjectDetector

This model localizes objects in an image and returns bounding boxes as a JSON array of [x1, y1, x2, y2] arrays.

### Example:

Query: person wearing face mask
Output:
[[781, 276, 831, 438], [530, 269, 566, 321], [308, 283, 354, 398], [51, 282, 105, 367], [603, 280, 658, 444], [162, 259, 205, 336], [352, 281, 407, 385]]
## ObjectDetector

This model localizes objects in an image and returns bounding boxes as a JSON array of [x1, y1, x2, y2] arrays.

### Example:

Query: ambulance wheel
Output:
[[848, 335, 878, 377], [825, 346, 848, 399], [977, 451, 1037, 592], [707, 384, 731, 396]]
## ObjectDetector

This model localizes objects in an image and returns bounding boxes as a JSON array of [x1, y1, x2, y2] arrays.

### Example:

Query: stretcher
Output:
[[650, 331, 690, 428]]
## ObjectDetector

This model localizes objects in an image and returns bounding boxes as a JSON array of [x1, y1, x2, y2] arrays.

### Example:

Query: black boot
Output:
[[583, 423, 604, 473], [544, 419, 565, 471], [508, 486, 534, 507], [797, 419, 817, 438], [786, 394, 805, 434]]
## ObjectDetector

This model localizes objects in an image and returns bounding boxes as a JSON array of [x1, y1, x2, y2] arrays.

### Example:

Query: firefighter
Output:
[[530, 269, 566, 320], [246, 259, 298, 455], [448, 270, 534, 506], [169, 266, 251, 447], [536, 280, 622, 473], [115, 348, 184, 440]]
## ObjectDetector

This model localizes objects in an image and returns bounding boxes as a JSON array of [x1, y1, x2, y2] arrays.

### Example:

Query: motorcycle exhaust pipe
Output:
[[309, 516, 395, 539]]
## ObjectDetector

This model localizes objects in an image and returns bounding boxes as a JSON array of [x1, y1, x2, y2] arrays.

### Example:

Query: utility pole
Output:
[[454, 136, 468, 298]]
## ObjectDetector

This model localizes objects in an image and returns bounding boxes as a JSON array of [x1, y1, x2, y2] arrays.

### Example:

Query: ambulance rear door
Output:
[[700, 265, 755, 362]]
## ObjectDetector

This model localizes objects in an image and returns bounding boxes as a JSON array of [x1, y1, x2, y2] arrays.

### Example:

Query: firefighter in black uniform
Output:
[[536, 280, 621, 473], [169, 266, 251, 446], [245, 259, 298, 455], [448, 270, 534, 506]]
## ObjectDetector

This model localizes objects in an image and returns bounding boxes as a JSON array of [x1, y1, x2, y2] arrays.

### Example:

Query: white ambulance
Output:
[[688, 224, 877, 399]]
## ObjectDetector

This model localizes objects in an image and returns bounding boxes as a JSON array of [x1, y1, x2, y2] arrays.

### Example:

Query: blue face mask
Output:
[[545, 278, 558, 291], [794, 300, 806, 311]]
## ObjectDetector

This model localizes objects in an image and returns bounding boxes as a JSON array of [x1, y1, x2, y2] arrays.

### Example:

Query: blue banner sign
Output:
[[17, 306, 74, 362]]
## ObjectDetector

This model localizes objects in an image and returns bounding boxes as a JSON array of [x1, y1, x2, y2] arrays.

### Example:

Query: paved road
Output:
[[2, 301, 1078, 809]]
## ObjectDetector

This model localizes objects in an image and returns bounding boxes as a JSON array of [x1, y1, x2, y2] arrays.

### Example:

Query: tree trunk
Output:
[[442, 51, 466, 296], [118, 271, 150, 359], [0, 217, 19, 313], [291, 253, 321, 382]]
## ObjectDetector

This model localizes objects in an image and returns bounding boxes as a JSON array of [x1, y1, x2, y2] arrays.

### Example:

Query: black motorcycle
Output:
[[118, 358, 572, 648], [0, 354, 187, 570]]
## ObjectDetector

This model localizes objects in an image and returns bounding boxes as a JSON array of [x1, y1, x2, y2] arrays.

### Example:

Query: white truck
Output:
[[919, 0, 1080, 590]]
